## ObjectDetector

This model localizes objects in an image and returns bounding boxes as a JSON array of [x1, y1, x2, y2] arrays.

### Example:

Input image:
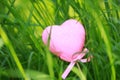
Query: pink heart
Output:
[[42, 19, 85, 62]]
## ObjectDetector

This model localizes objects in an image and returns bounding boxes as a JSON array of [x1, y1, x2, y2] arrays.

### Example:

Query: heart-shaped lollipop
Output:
[[42, 19, 85, 62], [42, 19, 91, 79]]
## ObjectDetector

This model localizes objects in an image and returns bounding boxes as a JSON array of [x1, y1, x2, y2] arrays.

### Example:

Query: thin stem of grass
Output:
[[94, 13, 116, 80], [0, 26, 29, 80], [75, 63, 86, 80]]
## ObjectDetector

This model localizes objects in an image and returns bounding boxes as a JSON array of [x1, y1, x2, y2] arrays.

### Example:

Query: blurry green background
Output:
[[0, 0, 120, 80]]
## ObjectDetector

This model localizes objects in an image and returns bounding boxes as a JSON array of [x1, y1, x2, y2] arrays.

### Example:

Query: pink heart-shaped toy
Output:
[[42, 19, 85, 62]]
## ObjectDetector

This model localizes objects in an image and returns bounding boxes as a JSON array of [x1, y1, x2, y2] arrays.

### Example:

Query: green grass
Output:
[[0, 0, 120, 80]]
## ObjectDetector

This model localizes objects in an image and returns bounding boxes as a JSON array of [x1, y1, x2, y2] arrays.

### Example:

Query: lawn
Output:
[[0, 0, 120, 80]]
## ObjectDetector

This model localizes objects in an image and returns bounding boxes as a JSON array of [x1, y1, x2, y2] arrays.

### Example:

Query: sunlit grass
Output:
[[0, 0, 120, 80], [0, 26, 28, 80]]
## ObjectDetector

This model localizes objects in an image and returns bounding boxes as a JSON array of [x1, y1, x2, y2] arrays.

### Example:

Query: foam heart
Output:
[[42, 19, 85, 62]]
